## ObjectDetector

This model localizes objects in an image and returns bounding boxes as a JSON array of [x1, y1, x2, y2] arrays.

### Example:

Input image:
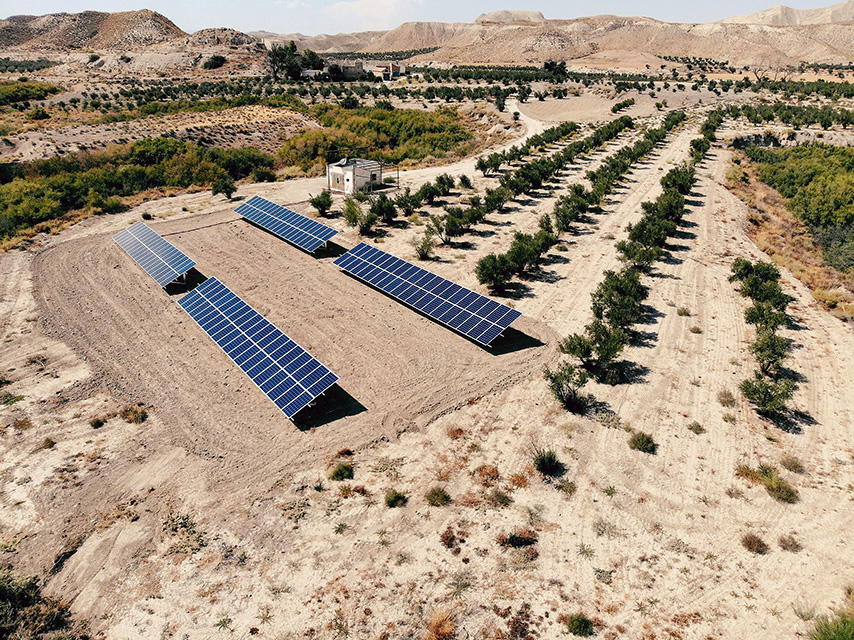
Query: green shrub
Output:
[[411, 230, 436, 260], [810, 611, 854, 640], [629, 431, 657, 454], [425, 486, 451, 506], [0, 569, 81, 639], [496, 528, 538, 548], [543, 362, 589, 414], [758, 465, 799, 503], [370, 193, 397, 223], [203, 55, 227, 70], [309, 189, 333, 216], [328, 463, 354, 481], [564, 613, 595, 636], [533, 448, 566, 477], [740, 373, 795, 416], [385, 488, 408, 508]]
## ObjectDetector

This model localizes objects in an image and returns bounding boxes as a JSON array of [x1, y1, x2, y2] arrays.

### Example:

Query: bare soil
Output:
[[1, 102, 853, 640]]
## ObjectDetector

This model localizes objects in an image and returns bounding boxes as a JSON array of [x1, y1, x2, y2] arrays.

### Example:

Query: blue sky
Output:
[[2, 0, 840, 36]]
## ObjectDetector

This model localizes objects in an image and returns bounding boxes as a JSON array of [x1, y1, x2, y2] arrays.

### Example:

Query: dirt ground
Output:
[[1, 100, 853, 640], [0, 105, 317, 162]]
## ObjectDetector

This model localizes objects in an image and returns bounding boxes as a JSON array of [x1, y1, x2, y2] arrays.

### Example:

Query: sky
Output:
[[1, 0, 843, 36]]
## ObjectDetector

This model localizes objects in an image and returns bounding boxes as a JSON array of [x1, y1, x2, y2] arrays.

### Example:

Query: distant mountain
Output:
[[720, 0, 854, 25], [361, 15, 854, 66], [0, 9, 185, 49], [250, 30, 386, 53], [475, 11, 546, 24]]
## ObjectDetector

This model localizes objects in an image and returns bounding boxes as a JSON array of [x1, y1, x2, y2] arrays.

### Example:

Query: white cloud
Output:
[[287, 0, 310, 8]]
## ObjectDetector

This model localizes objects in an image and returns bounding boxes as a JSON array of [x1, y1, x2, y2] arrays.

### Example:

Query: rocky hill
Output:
[[0, 10, 185, 50], [721, 0, 854, 25], [361, 15, 854, 66], [475, 10, 546, 24]]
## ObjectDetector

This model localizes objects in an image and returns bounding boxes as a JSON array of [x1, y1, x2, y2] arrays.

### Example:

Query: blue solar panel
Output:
[[235, 195, 338, 253], [113, 221, 196, 287], [334, 243, 521, 346], [179, 277, 338, 419]]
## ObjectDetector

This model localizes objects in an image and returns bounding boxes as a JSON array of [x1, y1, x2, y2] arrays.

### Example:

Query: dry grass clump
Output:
[[736, 463, 799, 503], [717, 390, 737, 408], [119, 404, 148, 424], [781, 454, 806, 474], [741, 532, 769, 554], [484, 487, 513, 508], [687, 421, 705, 434], [509, 472, 529, 488], [423, 608, 457, 640], [425, 486, 452, 506], [474, 464, 500, 487], [779, 533, 803, 552]]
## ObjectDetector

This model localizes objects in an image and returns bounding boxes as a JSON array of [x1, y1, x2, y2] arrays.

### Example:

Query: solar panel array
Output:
[[334, 242, 521, 346], [179, 277, 339, 419], [113, 221, 196, 287], [235, 195, 338, 253]]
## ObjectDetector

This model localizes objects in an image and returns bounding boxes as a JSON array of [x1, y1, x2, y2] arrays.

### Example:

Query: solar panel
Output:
[[113, 221, 196, 287], [334, 243, 522, 346], [235, 195, 338, 253], [179, 277, 339, 419]]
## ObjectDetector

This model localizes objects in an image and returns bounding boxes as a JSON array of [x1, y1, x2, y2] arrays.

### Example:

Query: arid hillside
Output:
[[721, 0, 854, 25], [0, 10, 185, 50], [365, 16, 854, 66]]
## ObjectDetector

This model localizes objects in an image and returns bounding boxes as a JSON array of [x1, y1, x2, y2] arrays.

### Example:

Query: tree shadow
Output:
[[631, 329, 659, 348], [678, 219, 698, 229], [542, 253, 570, 266], [490, 281, 534, 300], [524, 268, 565, 284], [672, 229, 696, 241], [595, 360, 650, 385], [292, 384, 367, 430]]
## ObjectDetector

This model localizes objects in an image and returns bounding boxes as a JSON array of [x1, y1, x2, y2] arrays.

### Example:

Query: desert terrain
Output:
[[1, 94, 852, 638], [2, 4, 854, 640]]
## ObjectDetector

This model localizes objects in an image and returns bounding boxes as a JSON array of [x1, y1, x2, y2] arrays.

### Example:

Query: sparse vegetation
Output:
[[562, 613, 595, 636], [533, 447, 566, 478], [328, 463, 354, 481], [425, 486, 452, 506], [0, 569, 84, 639], [629, 431, 657, 454], [543, 362, 590, 413], [384, 488, 408, 508], [741, 532, 769, 554], [687, 421, 705, 434], [119, 404, 148, 424]]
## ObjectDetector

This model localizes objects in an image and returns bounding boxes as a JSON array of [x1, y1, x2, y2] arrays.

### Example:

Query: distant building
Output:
[[301, 69, 324, 78], [327, 158, 384, 195]]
